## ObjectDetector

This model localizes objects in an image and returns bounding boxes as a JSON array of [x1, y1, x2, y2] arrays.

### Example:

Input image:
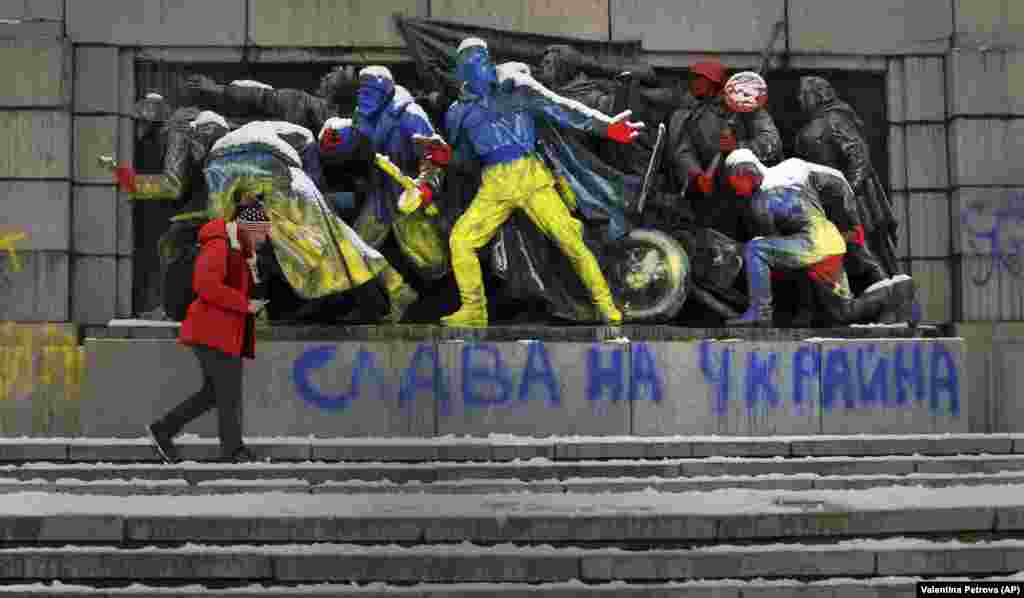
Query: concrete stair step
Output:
[[8, 455, 1024, 484], [0, 539, 1017, 583], [0, 577, 1007, 597], [0, 434, 1019, 463], [0, 485, 1017, 544], [4, 471, 1024, 496]]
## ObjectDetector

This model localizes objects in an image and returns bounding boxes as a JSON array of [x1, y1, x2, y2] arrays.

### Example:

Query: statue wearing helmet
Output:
[[666, 59, 782, 241]]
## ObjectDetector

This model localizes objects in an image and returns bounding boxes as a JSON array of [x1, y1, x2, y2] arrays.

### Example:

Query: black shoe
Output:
[[223, 446, 262, 463], [146, 424, 180, 464]]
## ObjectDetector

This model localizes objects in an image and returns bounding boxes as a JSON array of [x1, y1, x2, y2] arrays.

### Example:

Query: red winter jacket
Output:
[[178, 219, 255, 359]]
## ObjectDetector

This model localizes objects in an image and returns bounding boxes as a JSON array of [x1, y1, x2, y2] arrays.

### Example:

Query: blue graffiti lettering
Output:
[[630, 342, 663, 403], [894, 343, 925, 406], [462, 344, 514, 408], [857, 344, 889, 406], [930, 343, 960, 416], [399, 343, 449, 414], [519, 341, 560, 406], [792, 345, 820, 409], [293, 346, 384, 411], [961, 192, 1024, 286], [745, 350, 780, 410], [822, 347, 855, 412], [700, 341, 732, 415], [586, 345, 625, 402]]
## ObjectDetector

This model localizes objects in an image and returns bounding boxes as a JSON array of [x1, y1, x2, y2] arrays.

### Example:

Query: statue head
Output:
[[539, 44, 581, 87], [689, 60, 726, 99], [354, 66, 396, 132], [133, 92, 172, 140], [798, 76, 838, 114], [317, 66, 357, 106], [455, 37, 497, 97]]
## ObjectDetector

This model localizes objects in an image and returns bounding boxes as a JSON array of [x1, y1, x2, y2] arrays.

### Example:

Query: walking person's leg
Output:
[[205, 347, 245, 459], [148, 345, 220, 462]]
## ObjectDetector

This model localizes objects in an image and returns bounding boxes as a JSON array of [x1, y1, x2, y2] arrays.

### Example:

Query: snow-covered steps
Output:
[[1, 577, 1016, 598], [6, 471, 1024, 496], [0, 539, 1018, 584], [7, 455, 1024, 485], [0, 434, 1020, 463], [0, 485, 1020, 544]]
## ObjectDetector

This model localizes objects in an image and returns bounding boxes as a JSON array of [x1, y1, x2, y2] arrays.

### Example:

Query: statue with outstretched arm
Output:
[[440, 38, 643, 327]]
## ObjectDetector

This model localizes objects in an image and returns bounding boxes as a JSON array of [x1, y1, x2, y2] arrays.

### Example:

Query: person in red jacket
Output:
[[146, 193, 270, 463]]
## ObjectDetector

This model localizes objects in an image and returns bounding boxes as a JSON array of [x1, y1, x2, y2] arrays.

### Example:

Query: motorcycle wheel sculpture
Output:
[[604, 228, 691, 322]]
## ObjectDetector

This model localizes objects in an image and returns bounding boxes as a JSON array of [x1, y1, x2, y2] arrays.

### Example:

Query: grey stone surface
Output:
[[71, 255, 116, 325], [949, 118, 1024, 187], [948, 49, 1024, 117], [582, 547, 874, 580], [889, 192, 910, 259], [0, 37, 68, 107], [436, 341, 631, 437], [0, 441, 65, 461], [905, 124, 949, 189], [249, 0, 424, 47], [36, 515, 123, 542], [20, 549, 272, 579], [610, 0, 785, 52], [788, 0, 951, 54], [914, 260, 955, 323], [73, 115, 118, 184], [958, 255, 1024, 322], [887, 59, 906, 124], [67, 0, 245, 46], [0, 181, 70, 251], [116, 255, 131, 318], [818, 339, 966, 434], [246, 341, 435, 437], [72, 185, 117, 255], [73, 46, 118, 114], [0, 0, 63, 21], [689, 439, 791, 457], [80, 340, 215, 438], [118, 50, 135, 118], [630, 341, 713, 436], [888, 125, 906, 191], [954, 0, 1024, 50], [433, 0, 603, 40], [0, 110, 69, 178], [907, 193, 951, 258], [876, 545, 1011, 575], [902, 57, 946, 122], [0, 251, 69, 322]]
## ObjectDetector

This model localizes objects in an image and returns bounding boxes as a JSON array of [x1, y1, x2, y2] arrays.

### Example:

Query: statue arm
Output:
[[666, 110, 701, 178]]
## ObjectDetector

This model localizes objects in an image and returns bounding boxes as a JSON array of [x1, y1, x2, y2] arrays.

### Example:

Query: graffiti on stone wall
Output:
[[961, 192, 1024, 286], [292, 339, 960, 419], [699, 340, 960, 417], [0, 322, 84, 433], [0, 229, 26, 291]]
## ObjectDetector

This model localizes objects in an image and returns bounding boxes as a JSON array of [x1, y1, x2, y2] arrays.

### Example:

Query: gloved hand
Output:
[[320, 128, 342, 153], [606, 110, 645, 144], [727, 173, 759, 197], [845, 224, 866, 246], [398, 182, 436, 215], [114, 164, 137, 193], [425, 142, 452, 166], [719, 129, 738, 153], [689, 168, 713, 196]]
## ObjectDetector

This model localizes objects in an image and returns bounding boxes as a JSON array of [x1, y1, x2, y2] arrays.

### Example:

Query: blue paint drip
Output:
[[856, 344, 889, 406], [792, 345, 820, 411], [399, 343, 448, 415], [822, 347, 855, 412], [745, 350, 780, 410], [894, 343, 925, 406], [586, 345, 624, 402], [462, 344, 513, 409], [630, 342, 663, 403], [700, 341, 732, 415], [519, 341, 561, 406], [930, 343, 961, 416]]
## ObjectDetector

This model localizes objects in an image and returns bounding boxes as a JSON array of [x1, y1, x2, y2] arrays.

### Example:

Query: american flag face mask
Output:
[[237, 202, 271, 237]]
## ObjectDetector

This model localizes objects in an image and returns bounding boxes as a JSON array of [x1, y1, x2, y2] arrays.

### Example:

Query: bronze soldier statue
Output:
[[794, 76, 898, 289]]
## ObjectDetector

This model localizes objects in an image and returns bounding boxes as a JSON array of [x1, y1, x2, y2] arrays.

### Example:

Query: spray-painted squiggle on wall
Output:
[[961, 192, 1024, 286], [0, 322, 84, 434]]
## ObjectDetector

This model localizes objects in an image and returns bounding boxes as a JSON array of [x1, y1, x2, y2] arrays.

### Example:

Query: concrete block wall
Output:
[[948, 0, 1024, 323], [70, 44, 134, 324]]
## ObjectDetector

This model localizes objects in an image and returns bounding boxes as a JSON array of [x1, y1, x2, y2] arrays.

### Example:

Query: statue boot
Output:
[[877, 274, 918, 324], [441, 252, 488, 327], [379, 266, 419, 324]]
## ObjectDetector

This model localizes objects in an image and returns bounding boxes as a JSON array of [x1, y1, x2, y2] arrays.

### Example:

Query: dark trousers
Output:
[[155, 344, 243, 456]]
